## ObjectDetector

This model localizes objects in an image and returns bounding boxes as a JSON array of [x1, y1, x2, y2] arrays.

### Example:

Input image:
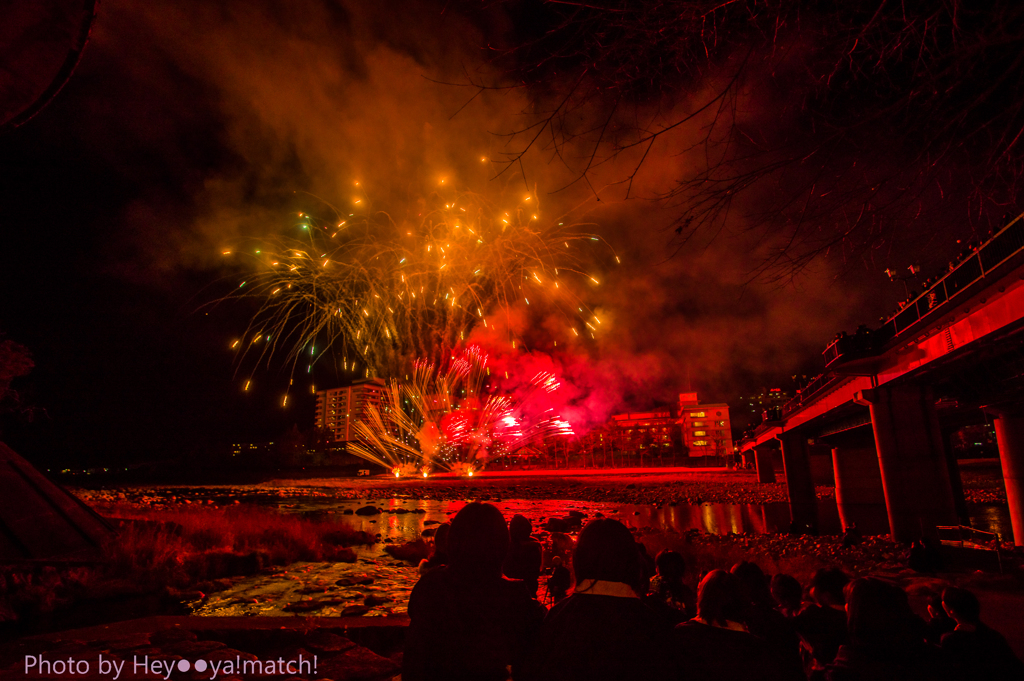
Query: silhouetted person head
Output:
[[845, 578, 918, 655], [433, 523, 450, 557], [810, 568, 849, 607], [573, 518, 643, 594], [731, 561, 772, 608], [697, 570, 746, 627], [942, 586, 981, 626], [509, 514, 533, 542], [655, 550, 686, 583], [447, 502, 508, 579], [770, 573, 803, 613]]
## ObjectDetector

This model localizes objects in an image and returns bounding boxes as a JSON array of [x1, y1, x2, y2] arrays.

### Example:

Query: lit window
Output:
[[693, 440, 709, 446], [689, 411, 705, 417], [693, 430, 707, 436]]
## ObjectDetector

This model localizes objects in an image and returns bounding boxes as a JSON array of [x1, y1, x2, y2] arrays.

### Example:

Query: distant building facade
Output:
[[738, 387, 791, 423], [315, 378, 386, 442], [607, 410, 681, 455], [677, 392, 733, 458]]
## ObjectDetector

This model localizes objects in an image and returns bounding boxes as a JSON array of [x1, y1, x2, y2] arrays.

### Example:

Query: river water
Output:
[[189, 494, 1011, 618]]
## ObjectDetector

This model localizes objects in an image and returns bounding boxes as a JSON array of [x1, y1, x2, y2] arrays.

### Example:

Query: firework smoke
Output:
[[79, 0, 868, 431]]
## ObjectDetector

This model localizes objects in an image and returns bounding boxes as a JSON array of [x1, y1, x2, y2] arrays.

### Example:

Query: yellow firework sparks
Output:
[[227, 188, 613, 377]]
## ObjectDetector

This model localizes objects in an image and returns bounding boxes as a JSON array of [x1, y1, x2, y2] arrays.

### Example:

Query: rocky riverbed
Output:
[[72, 462, 1008, 509], [73, 470, 830, 508], [55, 468, 1018, 627]]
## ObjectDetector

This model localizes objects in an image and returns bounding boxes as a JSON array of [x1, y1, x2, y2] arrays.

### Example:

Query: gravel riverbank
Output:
[[74, 471, 829, 508]]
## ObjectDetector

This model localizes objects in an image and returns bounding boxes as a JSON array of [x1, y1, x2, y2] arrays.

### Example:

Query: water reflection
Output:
[[291, 496, 844, 543], [281, 494, 1009, 544], [619, 499, 841, 537], [968, 504, 1012, 539]]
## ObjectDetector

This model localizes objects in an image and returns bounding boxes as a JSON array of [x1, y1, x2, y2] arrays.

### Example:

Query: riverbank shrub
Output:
[[0, 505, 374, 634]]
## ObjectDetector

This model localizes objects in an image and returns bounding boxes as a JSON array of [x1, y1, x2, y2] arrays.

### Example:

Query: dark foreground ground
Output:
[[3, 594, 1024, 681], [0, 616, 406, 681]]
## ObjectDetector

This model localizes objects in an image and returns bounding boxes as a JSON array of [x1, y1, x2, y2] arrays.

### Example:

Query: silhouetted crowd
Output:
[[403, 503, 1023, 681]]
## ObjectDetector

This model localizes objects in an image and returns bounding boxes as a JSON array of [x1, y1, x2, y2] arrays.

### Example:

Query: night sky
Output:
[[2, 1, 1016, 467], [1, 114, 275, 467]]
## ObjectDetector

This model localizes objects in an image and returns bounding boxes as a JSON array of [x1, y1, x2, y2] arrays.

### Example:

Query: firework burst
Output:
[[225, 186, 612, 384], [348, 345, 574, 475]]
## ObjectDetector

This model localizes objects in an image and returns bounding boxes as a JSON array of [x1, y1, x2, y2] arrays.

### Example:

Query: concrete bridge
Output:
[[739, 213, 1024, 545]]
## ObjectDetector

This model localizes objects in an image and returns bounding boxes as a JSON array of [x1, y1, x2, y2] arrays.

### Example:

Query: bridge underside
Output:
[[743, 285, 1024, 545]]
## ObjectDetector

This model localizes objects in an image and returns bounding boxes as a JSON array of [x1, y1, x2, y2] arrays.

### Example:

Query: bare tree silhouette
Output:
[[473, 0, 1024, 278]]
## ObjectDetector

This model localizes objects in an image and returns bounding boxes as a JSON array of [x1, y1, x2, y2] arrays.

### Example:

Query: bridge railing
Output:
[[936, 525, 1004, 573], [757, 213, 1024, 433], [780, 373, 843, 418], [824, 213, 1024, 367]]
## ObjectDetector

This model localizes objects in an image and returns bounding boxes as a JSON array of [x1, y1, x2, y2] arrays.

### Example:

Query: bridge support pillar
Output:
[[988, 406, 1024, 546], [754, 445, 776, 484], [830, 431, 888, 535], [776, 431, 818, 534], [855, 385, 958, 542]]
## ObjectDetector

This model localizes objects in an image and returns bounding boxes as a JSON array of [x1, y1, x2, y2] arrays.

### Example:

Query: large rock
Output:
[[542, 517, 570, 532], [0, 442, 116, 561], [95, 634, 152, 653], [543, 516, 582, 532], [149, 628, 197, 645], [204, 648, 258, 663], [162, 640, 226, 659], [315, 645, 400, 681], [282, 598, 348, 613], [305, 632, 357, 654], [384, 540, 429, 564]]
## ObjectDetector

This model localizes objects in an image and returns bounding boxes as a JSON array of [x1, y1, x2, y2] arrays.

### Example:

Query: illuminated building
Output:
[[738, 387, 791, 424], [315, 378, 386, 442], [230, 442, 274, 457], [595, 394, 734, 463], [607, 410, 681, 456], [677, 392, 733, 459]]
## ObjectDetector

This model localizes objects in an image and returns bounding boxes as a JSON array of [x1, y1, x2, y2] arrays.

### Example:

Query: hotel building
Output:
[[314, 378, 386, 442], [677, 392, 733, 458]]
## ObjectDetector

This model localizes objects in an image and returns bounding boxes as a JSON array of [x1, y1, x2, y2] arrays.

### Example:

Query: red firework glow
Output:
[[349, 345, 574, 475]]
